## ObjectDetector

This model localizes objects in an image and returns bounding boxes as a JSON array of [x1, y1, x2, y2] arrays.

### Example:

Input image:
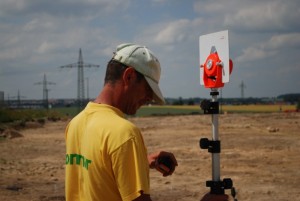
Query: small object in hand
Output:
[[156, 156, 172, 174]]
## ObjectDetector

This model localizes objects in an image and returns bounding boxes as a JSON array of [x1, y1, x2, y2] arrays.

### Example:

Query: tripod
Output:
[[200, 89, 237, 200]]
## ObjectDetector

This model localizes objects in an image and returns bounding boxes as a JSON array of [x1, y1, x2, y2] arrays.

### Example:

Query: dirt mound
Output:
[[0, 129, 23, 139]]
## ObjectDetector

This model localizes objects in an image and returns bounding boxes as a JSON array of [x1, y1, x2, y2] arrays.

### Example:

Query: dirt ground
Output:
[[1, 112, 300, 201]]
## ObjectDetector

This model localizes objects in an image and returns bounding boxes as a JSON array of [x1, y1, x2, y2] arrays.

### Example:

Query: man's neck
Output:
[[94, 83, 125, 111]]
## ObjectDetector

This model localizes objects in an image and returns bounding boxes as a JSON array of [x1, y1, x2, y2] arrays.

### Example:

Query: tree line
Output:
[[166, 93, 300, 106]]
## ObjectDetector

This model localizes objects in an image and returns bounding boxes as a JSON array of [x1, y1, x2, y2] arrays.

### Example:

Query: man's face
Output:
[[123, 70, 153, 115]]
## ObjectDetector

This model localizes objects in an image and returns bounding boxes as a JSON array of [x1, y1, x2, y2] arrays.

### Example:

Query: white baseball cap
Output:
[[112, 43, 165, 105]]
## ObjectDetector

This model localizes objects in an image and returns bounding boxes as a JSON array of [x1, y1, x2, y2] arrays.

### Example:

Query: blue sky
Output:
[[0, 0, 299, 100]]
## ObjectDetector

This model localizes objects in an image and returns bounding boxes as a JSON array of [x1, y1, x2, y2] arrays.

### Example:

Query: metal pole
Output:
[[199, 89, 234, 196], [211, 88, 220, 181]]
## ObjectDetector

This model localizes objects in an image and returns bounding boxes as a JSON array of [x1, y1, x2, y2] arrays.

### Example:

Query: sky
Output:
[[0, 0, 300, 101]]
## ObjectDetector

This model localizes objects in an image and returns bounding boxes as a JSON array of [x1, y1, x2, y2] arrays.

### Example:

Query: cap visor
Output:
[[144, 76, 165, 105]]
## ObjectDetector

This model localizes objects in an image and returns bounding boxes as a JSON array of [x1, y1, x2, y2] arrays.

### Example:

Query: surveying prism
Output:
[[199, 30, 237, 200]]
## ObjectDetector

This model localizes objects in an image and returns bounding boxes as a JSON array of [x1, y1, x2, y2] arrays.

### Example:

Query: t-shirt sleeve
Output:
[[111, 136, 150, 201]]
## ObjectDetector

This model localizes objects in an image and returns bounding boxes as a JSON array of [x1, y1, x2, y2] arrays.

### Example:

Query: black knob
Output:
[[223, 178, 233, 189], [200, 138, 209, 149], [200, 99, 210, 110]]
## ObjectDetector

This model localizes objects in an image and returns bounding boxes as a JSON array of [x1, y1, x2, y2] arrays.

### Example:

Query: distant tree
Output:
[[173, 97, 184, 105], [187, 98, 194, 105], [277, 93, 300, 103]]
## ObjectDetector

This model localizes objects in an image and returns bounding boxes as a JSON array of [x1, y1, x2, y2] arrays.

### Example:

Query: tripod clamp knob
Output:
[[199, 138, 221, 153], [206, 178, 233, 195], [200, 99, 219, 114]]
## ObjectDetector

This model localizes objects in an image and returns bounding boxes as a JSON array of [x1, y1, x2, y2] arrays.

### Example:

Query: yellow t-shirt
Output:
[[65, 102, 150, 201]]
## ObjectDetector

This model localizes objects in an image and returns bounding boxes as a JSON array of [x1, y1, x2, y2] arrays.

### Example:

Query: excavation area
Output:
[[1, 112, 299, 201]]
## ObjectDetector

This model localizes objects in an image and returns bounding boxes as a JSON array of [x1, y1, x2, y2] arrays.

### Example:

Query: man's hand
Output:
[[148, 151, 178, 176]]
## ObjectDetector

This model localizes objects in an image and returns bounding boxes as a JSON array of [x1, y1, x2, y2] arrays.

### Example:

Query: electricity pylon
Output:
[[60, 49, 99, 112], [35, 74, 55, 109], [11, 89, 25, 108], [239, 81, 246, 99]]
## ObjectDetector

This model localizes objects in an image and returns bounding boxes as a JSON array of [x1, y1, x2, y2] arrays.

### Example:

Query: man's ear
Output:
[[123, 67, 136, 85]]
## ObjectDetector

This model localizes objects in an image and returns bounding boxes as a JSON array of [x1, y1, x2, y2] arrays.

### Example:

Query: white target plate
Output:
[[199, 30, 230, 85]]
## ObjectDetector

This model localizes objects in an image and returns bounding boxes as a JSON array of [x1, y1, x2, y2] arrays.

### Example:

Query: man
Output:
[[65, 43, 228, 201]]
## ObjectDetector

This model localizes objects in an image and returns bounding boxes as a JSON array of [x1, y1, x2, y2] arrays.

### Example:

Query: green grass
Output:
[[134, 105, 201, 117], [0, 108, 66, 129], [1, 104, 297, 126], [51, 105, 202, 118], [52, 107, 79, 117], [220, 104, 296, 113], [53, 104, 297, 118], [135, 104, 297, 116]]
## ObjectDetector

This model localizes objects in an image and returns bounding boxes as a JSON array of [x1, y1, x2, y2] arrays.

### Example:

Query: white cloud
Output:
[[236, 46, 277, 63], [266, 33, 300, 50], [0, 0, 27, 16], [1, 0, 299, 99], [225, 0, 300, 31], [194, 0, 300, 32], [194, 0, 232, 14], [0, 0, 130, 19], [137, 18, 204, 47], [154, 19, 190, 44], [236, 32, 300, 63]]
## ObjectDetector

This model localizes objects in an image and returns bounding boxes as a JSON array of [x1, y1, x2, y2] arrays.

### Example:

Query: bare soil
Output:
[[1, 112, 300, 201]]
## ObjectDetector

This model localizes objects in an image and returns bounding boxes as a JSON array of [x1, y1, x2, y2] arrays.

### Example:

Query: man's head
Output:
[[104, 59, 145, 85], [111, 43, 165, 105]]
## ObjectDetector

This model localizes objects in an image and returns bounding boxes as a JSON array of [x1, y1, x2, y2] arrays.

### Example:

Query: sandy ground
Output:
[[1, 112, 300, 201]]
